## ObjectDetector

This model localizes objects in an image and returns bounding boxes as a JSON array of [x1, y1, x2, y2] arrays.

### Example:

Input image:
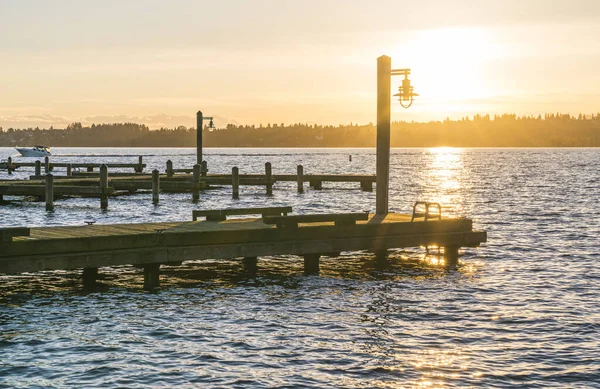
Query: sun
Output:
[[391, 27, 500, 110]]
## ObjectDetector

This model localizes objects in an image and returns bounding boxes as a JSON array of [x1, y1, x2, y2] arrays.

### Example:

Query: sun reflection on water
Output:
[[422, 147, 466, 218]]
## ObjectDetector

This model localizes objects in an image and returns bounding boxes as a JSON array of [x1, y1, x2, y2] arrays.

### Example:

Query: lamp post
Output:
[[375, 55, 417, 215], [196, 111, 216, 165]]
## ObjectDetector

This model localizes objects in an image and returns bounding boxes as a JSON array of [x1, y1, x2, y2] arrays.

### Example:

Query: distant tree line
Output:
[[1, 113, 599, 147]]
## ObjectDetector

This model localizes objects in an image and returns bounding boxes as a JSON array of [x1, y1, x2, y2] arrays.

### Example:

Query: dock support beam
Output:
[[35, 160, 41, 177], [143, 263, 161, 290], [297, 165, 304, 193], [303, 254, 320, 275], [192, 164, 200, 203], [45, 174, 54, 211], [196, 111, 203, 165], [265, 162, 273, 195], [376, 55, 391, 215], [445, 246, 459, 267], [82, 267, 98, 288], [166, 160, 173, 177], [100, 164, 108, 210], [232, 166, 239, 199], [243, 257, 258, 275], [152, 169, 160, 204]]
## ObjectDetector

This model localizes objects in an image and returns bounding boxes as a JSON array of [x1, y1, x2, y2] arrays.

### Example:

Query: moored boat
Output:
[[15, 145, 52, 157]]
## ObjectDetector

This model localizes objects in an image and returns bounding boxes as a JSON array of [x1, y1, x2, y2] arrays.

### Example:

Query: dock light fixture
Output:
[[392, 68, 418, 108], [207, 118, 216, 130]]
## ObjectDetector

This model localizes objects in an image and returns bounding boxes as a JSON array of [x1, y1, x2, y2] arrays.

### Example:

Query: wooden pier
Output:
[[0, 207, 486, 289]]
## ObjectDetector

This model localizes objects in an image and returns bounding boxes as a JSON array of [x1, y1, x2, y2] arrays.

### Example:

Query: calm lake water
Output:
[[0, 147, 599, 388]]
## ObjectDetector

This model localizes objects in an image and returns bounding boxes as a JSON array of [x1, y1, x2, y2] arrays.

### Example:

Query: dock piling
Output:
[[82, 267, 98, 288], [297, 165, 304, 193], [196, 111, 203, 164], [143, 263, 161, 290], [243, 257, 258, 275], [44, 156, 50, 173], [166, 160, 173, 177], [444, 246, 459, 267], [361, 181, 373, 192], [303, 254, 320, 275], [192, 164, 200, 202], [35, 160, 41, 177], [66, 164, 72, 177], [232, 167, 239, 199], [201, 160, 208, 177], [136, 156, 144, 173], [265, 162, 273, 195], [152, 169, 160, 204], [375, 249, 389, 267], [100, 164, 108, 210], [45, 174, 54, 211], [7, 157, 12, 175]]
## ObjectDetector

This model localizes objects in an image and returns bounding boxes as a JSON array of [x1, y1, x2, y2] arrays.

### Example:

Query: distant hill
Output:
[[1, 113, 599, 147]]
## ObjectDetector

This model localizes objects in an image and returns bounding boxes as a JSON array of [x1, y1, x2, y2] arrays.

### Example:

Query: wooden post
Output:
[[166, 160, 173, 177], [243, 256, 258, 275], [196, 111, 203, 165], [265, 162, 273, 195], [297, 165, 304, 193], [136, 156, 143, 173], [66, 163, 72, 177], [82, 267, 98, 288], [100, 164, 108, 210], [152, 169, 160, 204], [35, 160, 41, 177], [7, 156, 12, 175], [303, 254, 320, 275], [376, 55, 391, 215], [201, 160, 208, 177], [143, 263, 161, 290], [45, 174, 54, 211], [192, 164, 200, 203], [445, 246, 459, 267], [44, 156, 50, 173], [232, 166, 239, 199]]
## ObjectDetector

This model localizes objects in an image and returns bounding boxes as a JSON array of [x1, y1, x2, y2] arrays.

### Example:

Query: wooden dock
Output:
[[1, 160, 377, 211], [0, 156, 146, 173], [0, 208, 486, 289]]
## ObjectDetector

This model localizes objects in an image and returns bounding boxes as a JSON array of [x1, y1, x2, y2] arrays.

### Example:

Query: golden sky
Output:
[[1, 0, 599, 128]]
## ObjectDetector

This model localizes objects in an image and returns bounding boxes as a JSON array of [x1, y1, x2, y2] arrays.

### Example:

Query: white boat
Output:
[[15, 145, 52, 157]]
